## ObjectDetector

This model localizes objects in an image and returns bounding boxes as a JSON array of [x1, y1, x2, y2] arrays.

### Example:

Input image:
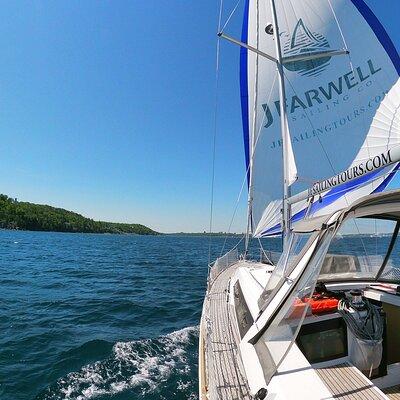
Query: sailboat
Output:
[[199, 0, 400, 399]]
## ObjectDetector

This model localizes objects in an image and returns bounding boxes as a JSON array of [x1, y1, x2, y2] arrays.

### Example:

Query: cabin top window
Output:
[[261, 232, 313, 296], [319, 217, 400, 283]]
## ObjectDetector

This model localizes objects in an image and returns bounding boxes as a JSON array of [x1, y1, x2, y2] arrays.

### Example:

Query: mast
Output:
[[270, 0, 291, 249]]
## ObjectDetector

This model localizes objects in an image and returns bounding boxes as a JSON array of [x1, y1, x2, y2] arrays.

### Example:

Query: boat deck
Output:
[[203, 262, 252, 400], [383, 385, 400, 400], [201, 262, 395, 400], [316, 363, 388, 399]]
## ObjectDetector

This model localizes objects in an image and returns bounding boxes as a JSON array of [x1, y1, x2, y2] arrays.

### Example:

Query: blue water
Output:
[[0, 230, 274, 400]]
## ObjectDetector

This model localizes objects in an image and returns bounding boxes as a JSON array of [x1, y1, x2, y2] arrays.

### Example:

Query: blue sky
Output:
[[0, 1, 398, 233]]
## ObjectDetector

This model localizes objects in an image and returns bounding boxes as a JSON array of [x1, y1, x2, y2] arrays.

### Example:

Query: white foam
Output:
[[52, 325, 199, 399]]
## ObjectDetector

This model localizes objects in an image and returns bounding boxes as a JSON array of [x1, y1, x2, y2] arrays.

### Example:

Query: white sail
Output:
[[285, 117, 297, 186], [254, 78, 400, 236], [240, 0, 400, 237]]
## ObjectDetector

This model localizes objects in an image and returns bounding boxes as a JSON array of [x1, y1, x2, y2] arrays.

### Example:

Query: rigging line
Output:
[[219, 71, 278, 257], [249, 69, 277, 164], [238, 74, 277, 235], [328, 0, 377, 184], [219, 21, 277, 258], [249, 71, 278, 172], [327, 0, 350, 61], [284, 73, 337, 176], [220, 0, 242, 33], [257, 237, 274, 264], [351, 217, 370, 261], [233, 234, 246, 255], [217, 0, 224, 32], [253, 71, 278, 147], [302, 0, 325, 27], [238, 72, 277, 244], [208, 0, 224, 265], [219, 77, 277, 256], [219, 233, 245, 261], [220, 161, 251, 256], [327, 0, 373, 176], [281, 0, 295, 40]]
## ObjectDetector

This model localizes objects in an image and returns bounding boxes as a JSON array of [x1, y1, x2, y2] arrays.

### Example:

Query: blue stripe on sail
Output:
[[240, 0, 250, 187], [350, 0, 400, 75], [372, 163, 400, 193], [306, 168, 384, 214], [260, 166, 397, 237]]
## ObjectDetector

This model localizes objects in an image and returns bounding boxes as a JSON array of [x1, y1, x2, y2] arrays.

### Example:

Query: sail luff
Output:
[[240, 0, 250, 188], [244, 0, 259, 253], [240, 0, 255, 252]]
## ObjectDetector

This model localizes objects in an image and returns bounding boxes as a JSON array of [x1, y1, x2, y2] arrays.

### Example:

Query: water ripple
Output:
[[0, 230, 278, 400]]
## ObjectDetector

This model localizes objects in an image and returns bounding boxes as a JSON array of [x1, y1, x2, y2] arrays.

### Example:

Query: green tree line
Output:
[[0, 194, 158, 235]]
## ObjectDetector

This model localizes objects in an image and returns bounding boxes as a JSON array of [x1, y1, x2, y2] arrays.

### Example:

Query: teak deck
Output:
[[316, 363, 387, 400], [383, 385, 400, 400], [204, 263, 252, 400]]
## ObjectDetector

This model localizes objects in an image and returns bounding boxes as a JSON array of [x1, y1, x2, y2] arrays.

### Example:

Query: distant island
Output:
[[170, 232, 244, 237], [0, 194, 158, 235]]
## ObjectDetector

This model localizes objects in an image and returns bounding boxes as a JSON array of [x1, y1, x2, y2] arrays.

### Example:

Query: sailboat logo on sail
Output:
[[283, 19, 331, 77]]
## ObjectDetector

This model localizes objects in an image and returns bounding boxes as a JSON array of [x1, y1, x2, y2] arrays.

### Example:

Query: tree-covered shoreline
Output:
[[0, 194, 158, 235]]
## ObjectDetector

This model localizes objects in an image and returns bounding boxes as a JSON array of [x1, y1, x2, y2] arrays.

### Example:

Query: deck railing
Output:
[[208, 246, 281, 288], [260, 249, 281, 265], [208, 247, 239, 285]]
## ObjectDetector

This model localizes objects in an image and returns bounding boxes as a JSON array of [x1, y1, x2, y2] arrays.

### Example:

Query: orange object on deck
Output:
[[309, 297, 339, 315], [290, 296, 338, 319]]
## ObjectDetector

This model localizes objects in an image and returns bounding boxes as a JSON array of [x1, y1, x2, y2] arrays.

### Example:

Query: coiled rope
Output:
[[337, 298, 383, 342]]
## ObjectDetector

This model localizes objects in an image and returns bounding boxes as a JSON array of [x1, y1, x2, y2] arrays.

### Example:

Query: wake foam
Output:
[[39, 326, 199, 400]]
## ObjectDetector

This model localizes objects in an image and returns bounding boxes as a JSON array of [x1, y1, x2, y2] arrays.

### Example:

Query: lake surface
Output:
[[0, 230, 277, 400]]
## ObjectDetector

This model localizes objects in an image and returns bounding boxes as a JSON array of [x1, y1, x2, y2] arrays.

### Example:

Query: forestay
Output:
[[240, 0, 400, 237]]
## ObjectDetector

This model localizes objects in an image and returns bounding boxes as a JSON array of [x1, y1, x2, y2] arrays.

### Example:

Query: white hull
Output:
[[198, 300, 207, 400]]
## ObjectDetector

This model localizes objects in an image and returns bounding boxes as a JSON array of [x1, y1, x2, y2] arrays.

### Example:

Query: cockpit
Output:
[[235, 190, 400, 399]]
